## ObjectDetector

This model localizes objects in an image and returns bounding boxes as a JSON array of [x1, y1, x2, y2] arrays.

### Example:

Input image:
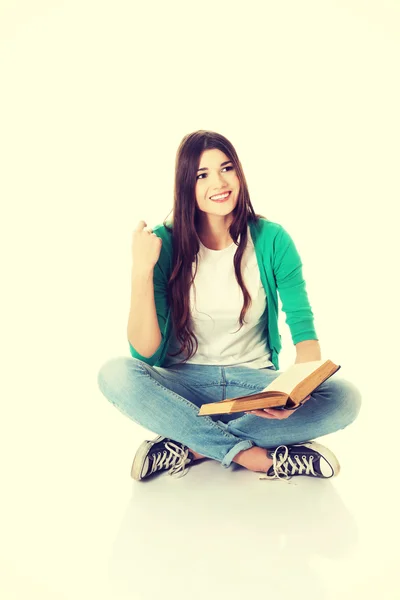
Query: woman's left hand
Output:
[[245, 395, 311, 419]]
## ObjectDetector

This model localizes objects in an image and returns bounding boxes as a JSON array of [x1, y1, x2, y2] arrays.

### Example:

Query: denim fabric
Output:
[[97, 357, 362, 468]]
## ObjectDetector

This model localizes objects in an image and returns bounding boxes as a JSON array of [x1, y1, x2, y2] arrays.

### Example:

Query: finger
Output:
[[264, 412, 285, 420], [246, 410, 277, 419], [134, 220, 147, 232], [134, 220, 153, 234], [263, 409, 290, 419]]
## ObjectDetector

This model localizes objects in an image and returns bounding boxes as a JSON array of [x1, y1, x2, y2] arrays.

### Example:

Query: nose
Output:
[[211, 171, 228, 191]]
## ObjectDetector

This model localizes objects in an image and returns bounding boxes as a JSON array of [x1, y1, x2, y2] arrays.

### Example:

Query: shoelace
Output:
[[149, 441, 192, 479], [259, 445, 316, 482]]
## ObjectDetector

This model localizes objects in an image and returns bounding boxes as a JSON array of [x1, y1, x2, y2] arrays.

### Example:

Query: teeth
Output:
[[211, 192, 230, 200]]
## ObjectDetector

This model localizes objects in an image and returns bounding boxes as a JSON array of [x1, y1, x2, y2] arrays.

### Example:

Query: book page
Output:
[[262, 360, 326, 395]]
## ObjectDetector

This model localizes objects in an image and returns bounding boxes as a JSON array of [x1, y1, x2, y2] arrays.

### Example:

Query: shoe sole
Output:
[[306, 441, 341, 477], [131, 435, 166, 481]]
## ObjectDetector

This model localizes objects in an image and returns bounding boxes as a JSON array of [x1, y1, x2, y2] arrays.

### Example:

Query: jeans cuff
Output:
[[221, 439, 255, 468]]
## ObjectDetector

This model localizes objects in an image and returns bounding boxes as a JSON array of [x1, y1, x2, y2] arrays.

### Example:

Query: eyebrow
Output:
[[197, 160, 233, 173]]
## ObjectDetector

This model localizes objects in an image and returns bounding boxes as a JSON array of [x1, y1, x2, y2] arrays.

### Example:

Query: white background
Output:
[[1, 1, 399, 599]]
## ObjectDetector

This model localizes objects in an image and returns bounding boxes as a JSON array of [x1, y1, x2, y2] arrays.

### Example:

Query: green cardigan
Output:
[[128, 217, 318, 370]]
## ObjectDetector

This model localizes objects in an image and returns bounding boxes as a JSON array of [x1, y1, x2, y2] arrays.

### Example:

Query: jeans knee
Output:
[[97, 356, 131, 398], [343, 381, 362, 426]]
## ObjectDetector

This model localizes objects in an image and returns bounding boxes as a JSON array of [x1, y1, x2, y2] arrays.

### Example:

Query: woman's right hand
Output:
[[131, 220, 163, 272]]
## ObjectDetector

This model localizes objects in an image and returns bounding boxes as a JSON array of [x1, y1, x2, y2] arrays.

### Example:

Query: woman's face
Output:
[[195, 148, 240, 216]]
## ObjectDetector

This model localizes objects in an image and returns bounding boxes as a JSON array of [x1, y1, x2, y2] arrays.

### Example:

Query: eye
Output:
[[196, 166, 234, 181]]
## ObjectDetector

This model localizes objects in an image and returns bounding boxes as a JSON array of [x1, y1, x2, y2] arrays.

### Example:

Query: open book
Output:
[[197, 359, 340, 416]]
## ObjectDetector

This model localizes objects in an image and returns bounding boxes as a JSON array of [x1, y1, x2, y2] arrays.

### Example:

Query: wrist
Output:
[[131, 265, 154, 279]]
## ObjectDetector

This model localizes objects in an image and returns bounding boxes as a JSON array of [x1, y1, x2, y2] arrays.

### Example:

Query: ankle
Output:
[[188, 448, 206, 461], [232, 446, 273, 472]]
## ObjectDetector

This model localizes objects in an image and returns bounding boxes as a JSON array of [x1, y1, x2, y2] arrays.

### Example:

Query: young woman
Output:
[[97, 130, 362, 483]]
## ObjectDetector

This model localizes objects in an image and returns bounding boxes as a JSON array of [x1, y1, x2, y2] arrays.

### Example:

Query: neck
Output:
[[196, 214, 234, 250]]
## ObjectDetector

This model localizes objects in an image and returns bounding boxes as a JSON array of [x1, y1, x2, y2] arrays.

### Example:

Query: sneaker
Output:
[[259, 441, 340, 481], [131, 435, 196, 481]]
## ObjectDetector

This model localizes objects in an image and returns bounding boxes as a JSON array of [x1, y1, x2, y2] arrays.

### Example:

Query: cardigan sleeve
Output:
[[273, 225, 318, 344]]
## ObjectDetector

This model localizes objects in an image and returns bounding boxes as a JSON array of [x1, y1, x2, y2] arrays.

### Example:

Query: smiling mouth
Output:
[[210, 191, 231, 202]]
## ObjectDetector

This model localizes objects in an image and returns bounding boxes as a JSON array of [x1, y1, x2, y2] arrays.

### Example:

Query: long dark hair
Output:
[[163, 130, 268, 363]]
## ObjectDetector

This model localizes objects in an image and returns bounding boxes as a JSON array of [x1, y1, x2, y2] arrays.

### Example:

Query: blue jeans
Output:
[[97, 357, 362, 468]]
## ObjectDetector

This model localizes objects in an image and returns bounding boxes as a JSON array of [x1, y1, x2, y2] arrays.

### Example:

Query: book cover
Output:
[[197, 359, 341, 416]]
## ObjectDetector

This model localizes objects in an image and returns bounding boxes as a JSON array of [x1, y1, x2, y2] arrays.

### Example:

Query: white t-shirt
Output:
[[164, 226, 274, 369]]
